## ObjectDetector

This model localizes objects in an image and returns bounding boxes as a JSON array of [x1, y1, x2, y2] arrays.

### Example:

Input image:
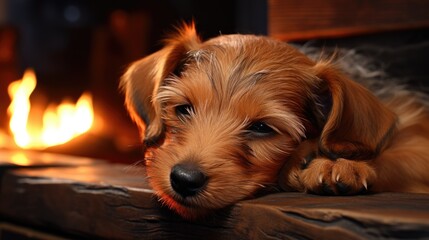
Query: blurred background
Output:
[[0, 0, 428, 163]]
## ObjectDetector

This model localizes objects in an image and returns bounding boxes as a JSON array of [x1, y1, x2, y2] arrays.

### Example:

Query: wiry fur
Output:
[[121, 24, 429, 219]]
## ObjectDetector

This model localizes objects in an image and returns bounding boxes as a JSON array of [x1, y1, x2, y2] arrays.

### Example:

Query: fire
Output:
[[7, 69, 94, 149]]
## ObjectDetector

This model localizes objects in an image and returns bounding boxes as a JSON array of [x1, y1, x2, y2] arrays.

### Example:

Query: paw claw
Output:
[[335, 174, 340, 182], [362, 179, 368, 190], [318, 175, 323, 184]]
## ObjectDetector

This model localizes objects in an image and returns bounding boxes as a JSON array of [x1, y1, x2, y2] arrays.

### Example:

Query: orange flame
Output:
[[7, 69, 94, 149]]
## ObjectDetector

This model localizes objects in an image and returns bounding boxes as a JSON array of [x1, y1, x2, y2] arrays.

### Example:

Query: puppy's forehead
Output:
[[166, 35, 313, 112], [179, 35, 315, 92], [187, 34, 314, 74], [204, 35, 278, 59]]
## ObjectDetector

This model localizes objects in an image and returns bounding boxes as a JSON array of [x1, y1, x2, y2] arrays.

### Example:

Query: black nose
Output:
[[170, 163, 207, 197]]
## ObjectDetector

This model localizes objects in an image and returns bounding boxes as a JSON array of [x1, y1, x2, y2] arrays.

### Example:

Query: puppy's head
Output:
[[121, 24, 396, 218]]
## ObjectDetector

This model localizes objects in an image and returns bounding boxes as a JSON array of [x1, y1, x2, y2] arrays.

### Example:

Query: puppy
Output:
[[121, 23, 429, 219]]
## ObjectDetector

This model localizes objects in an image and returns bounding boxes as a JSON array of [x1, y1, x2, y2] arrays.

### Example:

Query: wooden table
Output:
[[1, 150, 428, 239]]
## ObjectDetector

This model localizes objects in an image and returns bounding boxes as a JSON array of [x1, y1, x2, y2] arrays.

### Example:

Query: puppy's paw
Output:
[[299, 157, 376, 195]]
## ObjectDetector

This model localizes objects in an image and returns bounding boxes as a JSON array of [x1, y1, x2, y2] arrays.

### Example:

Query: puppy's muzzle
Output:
[[170, 163, 207, 197]]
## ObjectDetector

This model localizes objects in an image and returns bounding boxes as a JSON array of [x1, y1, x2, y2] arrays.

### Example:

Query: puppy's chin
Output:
[[148, 173, 263, 219], [157, 191, 229, 220]]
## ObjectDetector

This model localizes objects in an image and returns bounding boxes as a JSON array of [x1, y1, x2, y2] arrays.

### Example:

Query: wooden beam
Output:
[[268, 0, 429, 40], [1, 151, 429, 239]]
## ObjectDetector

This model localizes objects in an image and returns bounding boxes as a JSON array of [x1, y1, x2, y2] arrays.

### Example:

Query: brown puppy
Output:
[[121, 24, 429, 219]]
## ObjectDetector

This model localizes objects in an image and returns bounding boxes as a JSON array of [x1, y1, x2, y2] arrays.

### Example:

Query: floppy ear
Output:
[[311, 61, 397, 159], [121, 23, 201, 145]]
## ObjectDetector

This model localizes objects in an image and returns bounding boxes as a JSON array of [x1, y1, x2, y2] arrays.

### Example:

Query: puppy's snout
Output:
[[170, 163, 207, 197]]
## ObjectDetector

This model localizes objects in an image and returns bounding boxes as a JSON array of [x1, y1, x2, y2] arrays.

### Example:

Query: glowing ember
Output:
[[7, 69, 94, 149]]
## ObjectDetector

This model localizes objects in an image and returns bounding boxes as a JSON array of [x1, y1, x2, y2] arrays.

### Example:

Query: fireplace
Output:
[[0, 0, 241, 163], [0, 1, 151, 163]]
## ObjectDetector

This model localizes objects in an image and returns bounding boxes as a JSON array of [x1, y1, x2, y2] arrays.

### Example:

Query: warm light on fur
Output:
[[121, 24, 429, 219]]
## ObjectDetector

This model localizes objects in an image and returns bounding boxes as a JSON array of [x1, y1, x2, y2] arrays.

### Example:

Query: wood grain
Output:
[[268, 0, 429, 40], [1, 152, 429, 239]]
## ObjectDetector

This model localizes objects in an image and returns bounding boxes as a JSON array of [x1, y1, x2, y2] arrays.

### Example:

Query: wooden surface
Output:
[[268, 0, 429, 41], [0, 149, 100, 168], [1, 150, 429, 239]]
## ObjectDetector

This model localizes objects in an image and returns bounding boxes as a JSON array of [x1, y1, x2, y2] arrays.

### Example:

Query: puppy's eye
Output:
[[247, 121, 275, 137], [175, 104, 194, 118]]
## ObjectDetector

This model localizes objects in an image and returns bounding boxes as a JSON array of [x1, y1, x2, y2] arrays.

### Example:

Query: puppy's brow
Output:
[[245, 70, 270, 84], [228, 68, 270, 98]]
